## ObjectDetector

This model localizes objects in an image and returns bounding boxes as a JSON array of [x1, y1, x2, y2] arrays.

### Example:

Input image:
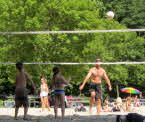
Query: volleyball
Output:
[[106, 11, 114, 19]]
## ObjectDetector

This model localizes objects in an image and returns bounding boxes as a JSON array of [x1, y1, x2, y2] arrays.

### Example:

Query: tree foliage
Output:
[[0, 0, 144, 97], [102, 0, 145, 36]]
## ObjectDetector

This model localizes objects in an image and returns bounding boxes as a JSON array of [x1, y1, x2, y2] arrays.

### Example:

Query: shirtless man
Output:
[[14, 62, 38, 120], [51, 67, 70, 119], [79, 58, 112, 115]]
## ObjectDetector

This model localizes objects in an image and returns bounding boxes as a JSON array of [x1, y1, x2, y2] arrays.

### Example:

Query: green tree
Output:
[[0, 0, 144, 97], [102, 0, 145, 36]]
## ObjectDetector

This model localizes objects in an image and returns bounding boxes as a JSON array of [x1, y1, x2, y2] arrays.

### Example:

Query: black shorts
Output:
[[15, 96, 29, 107], [89, 82, 102, 99], [15, 87, 29, 107]]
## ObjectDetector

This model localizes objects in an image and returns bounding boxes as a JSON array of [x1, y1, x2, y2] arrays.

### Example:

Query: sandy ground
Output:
[[0, 107, 145, 122]]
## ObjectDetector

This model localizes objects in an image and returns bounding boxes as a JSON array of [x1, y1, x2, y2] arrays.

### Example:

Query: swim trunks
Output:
[[89, 82, 102, 99], [15, 86, 29, 107], [54, 90, 65, 95]]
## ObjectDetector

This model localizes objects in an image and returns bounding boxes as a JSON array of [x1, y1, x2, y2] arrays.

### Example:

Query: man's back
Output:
[[53, 73, 67, 89], [16, 72, 27, 87]]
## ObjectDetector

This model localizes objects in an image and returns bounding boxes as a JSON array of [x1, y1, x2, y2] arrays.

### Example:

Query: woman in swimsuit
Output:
[[51, 67, 71, 119]]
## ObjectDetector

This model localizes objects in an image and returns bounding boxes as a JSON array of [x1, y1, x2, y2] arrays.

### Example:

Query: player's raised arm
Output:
[[79, 69, 92, 91]]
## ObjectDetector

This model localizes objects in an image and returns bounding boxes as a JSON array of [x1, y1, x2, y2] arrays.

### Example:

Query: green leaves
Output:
[[103, 0, 145, 30], [0, 0, 144, 96]]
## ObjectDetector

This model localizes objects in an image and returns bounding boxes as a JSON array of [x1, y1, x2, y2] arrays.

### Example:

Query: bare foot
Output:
[[55, 116, 58, 119], [48, 107, 50, 111], [14, 117, 18, 120], [41, 109, 44, 112], [23, 117, 30, 121], [89, 110, 92, 115]]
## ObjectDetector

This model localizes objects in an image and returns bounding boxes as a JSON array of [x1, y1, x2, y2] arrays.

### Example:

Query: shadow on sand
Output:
[[0, 114, 124, 122], [0, 112, 145, 122]]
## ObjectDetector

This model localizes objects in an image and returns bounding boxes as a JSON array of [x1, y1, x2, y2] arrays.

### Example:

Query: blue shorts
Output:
[[54, 90, 65, 95]]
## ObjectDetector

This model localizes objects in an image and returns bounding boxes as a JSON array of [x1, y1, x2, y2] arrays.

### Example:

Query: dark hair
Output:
[[53, 67, 60, 75], [16, 62, 23, 71]]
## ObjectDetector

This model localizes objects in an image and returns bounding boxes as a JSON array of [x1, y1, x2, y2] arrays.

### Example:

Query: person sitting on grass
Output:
[[126, 96, 135, 112]]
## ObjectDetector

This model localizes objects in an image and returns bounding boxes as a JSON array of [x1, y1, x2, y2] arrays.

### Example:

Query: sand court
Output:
[[0, 107, 145, 122]]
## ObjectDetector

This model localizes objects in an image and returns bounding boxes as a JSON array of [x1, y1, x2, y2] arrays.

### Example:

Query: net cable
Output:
[[0, 29, 145, 34], [0, 62, 144, 65]]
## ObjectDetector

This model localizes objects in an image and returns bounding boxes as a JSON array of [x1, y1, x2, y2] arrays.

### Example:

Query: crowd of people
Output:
[[102, 94, 144, 113]]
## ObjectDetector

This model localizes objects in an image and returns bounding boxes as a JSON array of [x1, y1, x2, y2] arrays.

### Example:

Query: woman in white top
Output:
[[40, 72, 50, 112]]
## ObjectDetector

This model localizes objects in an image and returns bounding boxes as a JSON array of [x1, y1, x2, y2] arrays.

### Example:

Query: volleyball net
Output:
[[0, 29, 144, 97], [0, 29, 144, 65]]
